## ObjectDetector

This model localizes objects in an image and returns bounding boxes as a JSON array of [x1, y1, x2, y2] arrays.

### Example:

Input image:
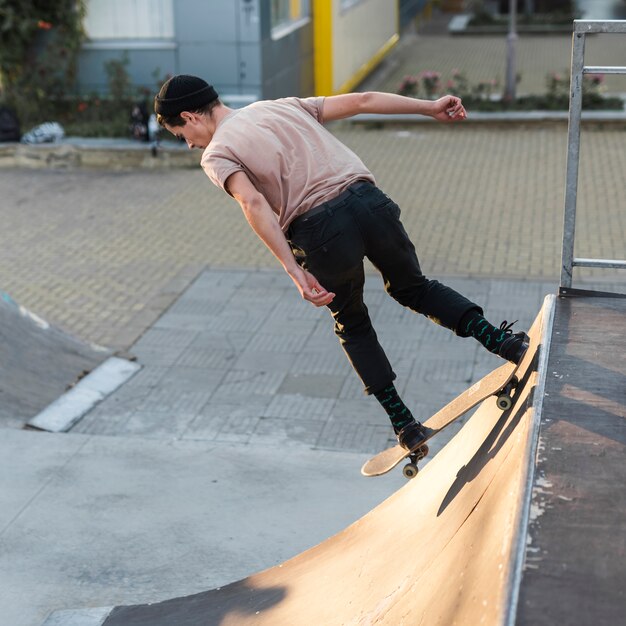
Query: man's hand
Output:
[[429, 96, 467, 122], [288, 266, 335, 307]]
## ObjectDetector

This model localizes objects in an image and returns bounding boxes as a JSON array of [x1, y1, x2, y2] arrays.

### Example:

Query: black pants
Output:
[[287, 181, 481, 395]]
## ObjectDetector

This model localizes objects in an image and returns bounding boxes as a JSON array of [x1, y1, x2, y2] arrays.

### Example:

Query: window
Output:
[[271, 0, 310, 37], [84, 0, 174, 40]]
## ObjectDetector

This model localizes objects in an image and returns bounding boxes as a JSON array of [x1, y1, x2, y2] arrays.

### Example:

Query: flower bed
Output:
[[397, 70, 624, 111]]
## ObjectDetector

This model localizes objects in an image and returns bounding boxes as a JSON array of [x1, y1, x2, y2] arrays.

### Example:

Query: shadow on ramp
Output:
[[48, 301, 551, 626], [104, 580, 287, 626], [438, 348, 540, 517]]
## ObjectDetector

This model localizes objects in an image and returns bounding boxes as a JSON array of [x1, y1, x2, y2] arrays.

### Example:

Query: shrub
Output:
[[396, 69, 624, 111], [0, 0, 87, 127]]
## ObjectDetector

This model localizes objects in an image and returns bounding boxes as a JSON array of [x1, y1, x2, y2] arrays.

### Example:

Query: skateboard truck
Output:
[[495, 375, 519, 411], [402, 444, 429, 479], [400, 377, 519, 479]]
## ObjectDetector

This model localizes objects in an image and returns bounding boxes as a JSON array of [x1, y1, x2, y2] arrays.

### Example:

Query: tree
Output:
[[0, 1, 86, 120]]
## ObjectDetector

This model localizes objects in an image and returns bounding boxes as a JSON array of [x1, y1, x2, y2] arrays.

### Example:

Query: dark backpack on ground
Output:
[[0, 106, 21, 142]]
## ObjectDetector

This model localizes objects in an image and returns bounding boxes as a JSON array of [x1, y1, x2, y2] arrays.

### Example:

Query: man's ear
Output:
[[180, 111, 195, 124]]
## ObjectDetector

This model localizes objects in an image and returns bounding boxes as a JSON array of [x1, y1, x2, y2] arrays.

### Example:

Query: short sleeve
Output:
[[282, 96, 325, 123], [201, 148, 243, 195]]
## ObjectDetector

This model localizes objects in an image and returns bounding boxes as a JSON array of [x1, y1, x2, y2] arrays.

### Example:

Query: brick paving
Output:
[[1, 122, 624, 348]]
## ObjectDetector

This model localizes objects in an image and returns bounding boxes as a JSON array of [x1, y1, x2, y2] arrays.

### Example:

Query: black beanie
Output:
[[154, 75, 219, 117]]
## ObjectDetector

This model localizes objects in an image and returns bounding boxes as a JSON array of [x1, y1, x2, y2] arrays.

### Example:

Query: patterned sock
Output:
[[373, 383, 415, 433], [460, 309, 509, 354]]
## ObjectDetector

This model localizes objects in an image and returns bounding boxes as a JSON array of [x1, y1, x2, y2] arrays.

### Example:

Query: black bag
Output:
[[0, 106, 21, 142]]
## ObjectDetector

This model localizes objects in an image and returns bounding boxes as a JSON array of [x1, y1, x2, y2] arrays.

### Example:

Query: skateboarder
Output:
[[154, 75, 528, 453]]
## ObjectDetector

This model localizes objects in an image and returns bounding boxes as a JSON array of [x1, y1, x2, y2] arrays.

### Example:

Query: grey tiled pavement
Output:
[[73, 267, 556, 457]]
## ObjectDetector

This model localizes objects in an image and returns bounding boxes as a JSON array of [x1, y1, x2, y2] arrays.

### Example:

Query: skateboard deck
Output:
[[361, 334, 537, 478]]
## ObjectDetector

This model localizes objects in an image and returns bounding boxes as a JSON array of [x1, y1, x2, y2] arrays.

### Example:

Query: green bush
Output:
[[0, 0, 87, 127]]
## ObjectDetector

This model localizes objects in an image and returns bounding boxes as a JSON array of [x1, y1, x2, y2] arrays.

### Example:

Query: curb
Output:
[[28, 356, 141, 433], [348, 110, 626, 126], [0, 140, 199, 170], [1, 110, 625, 171]]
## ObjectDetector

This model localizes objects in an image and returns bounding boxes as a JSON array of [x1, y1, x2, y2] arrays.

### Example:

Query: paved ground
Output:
[[1, 123, 624, 348], [2, 11, 625, 350], [70, 268, 552, 455], [2, 428, 403, 626], [0, 292, 109, 429]]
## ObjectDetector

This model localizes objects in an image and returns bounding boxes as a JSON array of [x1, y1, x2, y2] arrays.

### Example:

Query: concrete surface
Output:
[[1, 429, 403, 626], [1, 269, 557, 626], [364, 10, 626, 97]]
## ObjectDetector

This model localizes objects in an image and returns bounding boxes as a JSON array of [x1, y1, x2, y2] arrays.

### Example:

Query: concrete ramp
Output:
[[77, 301, 551, 626], [0, 291, 109, 427], [0, 291, 140, 431]]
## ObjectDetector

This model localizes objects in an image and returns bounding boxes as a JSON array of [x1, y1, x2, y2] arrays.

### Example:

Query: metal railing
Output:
[[560, 20, 626, 289]]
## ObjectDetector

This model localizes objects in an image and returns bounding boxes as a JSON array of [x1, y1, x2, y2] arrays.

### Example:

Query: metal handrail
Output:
[[560, 20, 626, 289]]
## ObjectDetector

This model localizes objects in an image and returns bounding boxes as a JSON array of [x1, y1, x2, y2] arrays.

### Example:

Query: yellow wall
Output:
[[314, 0, 399, 96]]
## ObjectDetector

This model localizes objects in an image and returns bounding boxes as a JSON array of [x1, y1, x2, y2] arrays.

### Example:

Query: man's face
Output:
[[164, 113, 211, 150]]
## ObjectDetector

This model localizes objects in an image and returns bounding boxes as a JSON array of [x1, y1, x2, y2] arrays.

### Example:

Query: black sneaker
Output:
[[396, 421, 427, 452], [497, 320, 529, 365]]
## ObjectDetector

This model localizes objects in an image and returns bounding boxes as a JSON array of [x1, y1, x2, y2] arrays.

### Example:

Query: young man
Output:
[[155, 75, 528, 453]]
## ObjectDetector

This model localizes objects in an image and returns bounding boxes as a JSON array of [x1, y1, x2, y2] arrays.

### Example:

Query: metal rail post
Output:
[[560, 20, 626, 290]]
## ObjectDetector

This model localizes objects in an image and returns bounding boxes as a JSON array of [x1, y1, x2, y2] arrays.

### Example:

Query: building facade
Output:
[[78, 0, 431, 103]]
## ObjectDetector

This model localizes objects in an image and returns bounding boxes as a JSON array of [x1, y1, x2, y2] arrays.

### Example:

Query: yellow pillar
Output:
[[313, 0, 333, 95]]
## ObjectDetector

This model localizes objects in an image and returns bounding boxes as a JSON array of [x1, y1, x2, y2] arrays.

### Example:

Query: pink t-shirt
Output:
[[201, 97, 375, 230]]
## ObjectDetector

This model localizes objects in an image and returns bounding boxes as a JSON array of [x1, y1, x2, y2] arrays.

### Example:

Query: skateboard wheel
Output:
[[497, 394, 513, 411], [402, 463, 419, 479]]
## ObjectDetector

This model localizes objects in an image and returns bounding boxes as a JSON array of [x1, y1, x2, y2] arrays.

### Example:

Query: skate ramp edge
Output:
[[44, 297, 555, 626], [0, 291, 140, 430]]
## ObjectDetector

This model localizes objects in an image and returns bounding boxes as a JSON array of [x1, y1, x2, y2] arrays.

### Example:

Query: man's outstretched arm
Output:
[[226, 170, 335, 307], [321, 92, 466, 123]]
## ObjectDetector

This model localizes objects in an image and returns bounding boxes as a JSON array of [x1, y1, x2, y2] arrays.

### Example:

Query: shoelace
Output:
[[499, 320, 518, 335]]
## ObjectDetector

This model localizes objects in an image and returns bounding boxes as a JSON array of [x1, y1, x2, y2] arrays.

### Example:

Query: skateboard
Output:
[[361, 355, 527, 480]]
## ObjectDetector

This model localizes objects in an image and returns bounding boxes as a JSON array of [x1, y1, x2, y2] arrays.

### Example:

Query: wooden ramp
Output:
[[515, 291, 626, 625], [93, 302, 551, 626]]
